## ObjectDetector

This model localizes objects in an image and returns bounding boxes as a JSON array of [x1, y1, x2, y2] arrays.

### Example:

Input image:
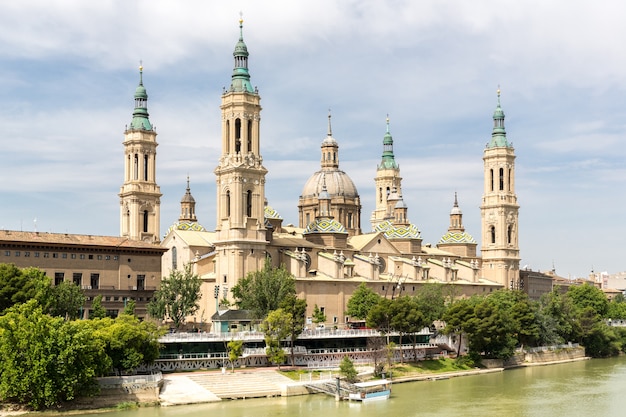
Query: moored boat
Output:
[[348, 379, 391, 402]]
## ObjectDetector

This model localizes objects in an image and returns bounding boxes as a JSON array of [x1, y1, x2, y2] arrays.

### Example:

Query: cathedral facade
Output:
[[158, 20, 521, 330]]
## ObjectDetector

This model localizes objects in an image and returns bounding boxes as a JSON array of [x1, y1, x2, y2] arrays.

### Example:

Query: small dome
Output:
[[301, 170, 359, 200], [438, 231, 476, 245], [166, 221, 207, 235], [264, 205, 282, 220], [450, 205, 462, 215], [134, 84, 147, 100], [304, 218, 347, 235], [375, 220, 421, 239]]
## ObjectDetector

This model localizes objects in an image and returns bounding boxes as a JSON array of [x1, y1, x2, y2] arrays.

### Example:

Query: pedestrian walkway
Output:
[[159, 369, 297, 405]]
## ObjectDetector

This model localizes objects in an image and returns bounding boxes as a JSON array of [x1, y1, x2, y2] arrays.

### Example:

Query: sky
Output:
[[1, 0, 625, 279]]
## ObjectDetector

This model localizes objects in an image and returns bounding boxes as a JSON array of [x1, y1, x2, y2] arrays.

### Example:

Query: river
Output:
[[80, 357, 626, 417]]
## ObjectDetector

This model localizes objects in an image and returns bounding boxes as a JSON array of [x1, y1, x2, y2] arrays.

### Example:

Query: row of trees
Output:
[[0, 264, 164, 410]]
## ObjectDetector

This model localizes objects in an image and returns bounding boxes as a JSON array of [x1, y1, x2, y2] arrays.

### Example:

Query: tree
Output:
[[227, 340, 244, 372], [147, 264, 201, 328], [367, 298, 393, 335], [390, 296, 428, 363], [414, 283, 447, 325], [346, 283, 382, 320], [123, 299, 137, 316], [280, 295, 307, 365], [44, 281, 86, 320], [443, 297, 478, 357], [339, 355, 358, 383], [232, 259, 296, 319], [0, 300, 110, 410], [0, 264, 49, 313], [312, 304, 326, 327], [260, 308, 291, 370], [89, 294, 107, 319], [89, 314, 163, 374], [567, 283, 609, 318], [465, 296, 518, 360]]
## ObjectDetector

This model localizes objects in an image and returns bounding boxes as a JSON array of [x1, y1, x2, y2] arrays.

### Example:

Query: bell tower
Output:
[[371, 116, 402, 229], [119, 64, 161, 242], [214, 18, 268, 300], [480, 89, 520, 287]]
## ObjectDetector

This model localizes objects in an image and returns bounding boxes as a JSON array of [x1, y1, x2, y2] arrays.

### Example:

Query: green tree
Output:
[[346, 283, 382, 320], [540, 288, 581, 343], [367, 298, 394, 335], [489, 290, 540, 348], [390, 296, 428, 363], [0, 264, 49, 313], [567, 283, 609, 318], [123, 299, 137, 316], [89, 314, 163, 374], [414, 283, 447, 325], [89, 294, 107, 319], [339, 355, 358, 383], [465, 296, 517, 360], [232, 259, 296, 319], [280, 295, 307, 365], [227, 339, 244, 372], [312, 304, 326, 327], [147, 264, 202, 328], [44, 281, 86, 320], [260, 308, 291, 370], [443, 297, 479, 357], [0, 301, 110, 410]]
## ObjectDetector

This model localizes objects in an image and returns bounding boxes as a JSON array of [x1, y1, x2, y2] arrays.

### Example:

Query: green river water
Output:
[[81, 357, 626, 417]]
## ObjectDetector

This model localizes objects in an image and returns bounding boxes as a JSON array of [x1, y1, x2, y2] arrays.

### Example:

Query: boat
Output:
[[347, 379, 391, 402]]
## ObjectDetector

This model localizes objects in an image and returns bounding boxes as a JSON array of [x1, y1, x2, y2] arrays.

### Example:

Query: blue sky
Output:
[[1, 1, 625, 278]]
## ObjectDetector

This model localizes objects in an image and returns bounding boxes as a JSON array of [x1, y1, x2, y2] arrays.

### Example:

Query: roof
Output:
[[210, 309, 254, 321], [438, 231, 477, 245], [167, 229, 216, 247], [0, 230, 166, 252]]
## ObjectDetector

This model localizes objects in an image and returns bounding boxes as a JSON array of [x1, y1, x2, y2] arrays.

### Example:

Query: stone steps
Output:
[[186, 370, 294, 399]]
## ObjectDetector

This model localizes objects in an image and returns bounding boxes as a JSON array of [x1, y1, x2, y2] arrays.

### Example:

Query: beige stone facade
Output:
[[0, 230, 166, 318]]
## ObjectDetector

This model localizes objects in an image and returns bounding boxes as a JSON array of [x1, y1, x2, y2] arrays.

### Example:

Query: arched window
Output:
[[499, 168, 504, 191], [143, 210, 149, 233], [347, 213, 353, 228], [508, 168, 512, 191], [490, 169, 494, 191], [134, 154, 139, 180], [379, 187, 383, 203], [246, 190, 252, 217], [235, 118, 241, 153], [490, 225, 496, 244], [507, 225, 512, 244], [143, 154, 149, 180], [172, 247, 178, 270], [226, 191, 231, 217], [247, 120, 252, 153], [225, 120, 230, 153]]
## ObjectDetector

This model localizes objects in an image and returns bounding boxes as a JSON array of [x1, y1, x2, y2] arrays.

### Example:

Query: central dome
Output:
[[301, 170, 359, 200]]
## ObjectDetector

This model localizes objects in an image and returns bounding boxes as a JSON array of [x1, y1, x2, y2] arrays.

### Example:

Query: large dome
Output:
[[300, 170, 359, 199]]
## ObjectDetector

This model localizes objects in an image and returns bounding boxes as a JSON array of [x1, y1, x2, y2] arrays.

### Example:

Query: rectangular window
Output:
[[333, 316, 338, 324], [97, 255, 102, 260], [71, 254, 76, 259], [43, 253, 49, 258], [52, 253, 58, 258], [90, 273, 100, 290], [4, 251, 9, 256], [34, 252, 40, 257], [88, 254, 94, 260], [113, 255, 119, 261], [14, 251, 20, 257], [24, 252, 30, 257], [80, 254, 85, 259], [73, 273, 82, 286], [105, 255, 111, 260], [54, 272, 64, 286], [137, 274, 146, 291], [62, 253, 67, 259]]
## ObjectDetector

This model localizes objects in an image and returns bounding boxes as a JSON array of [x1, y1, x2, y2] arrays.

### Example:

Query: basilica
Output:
[[120, 20, 521, 328]]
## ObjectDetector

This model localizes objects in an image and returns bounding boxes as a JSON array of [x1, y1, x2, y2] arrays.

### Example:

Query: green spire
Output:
[[378, 115, 399, 170], [487, 87, 510, 148], [129, 63, 152, 131], [228, 17, 255, 94]]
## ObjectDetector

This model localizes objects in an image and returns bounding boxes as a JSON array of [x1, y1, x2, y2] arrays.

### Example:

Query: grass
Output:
[[115, 401, 139, 410], [279, 358, 475, 381]]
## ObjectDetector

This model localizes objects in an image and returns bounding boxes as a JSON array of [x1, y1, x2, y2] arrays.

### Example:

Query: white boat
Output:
[[347, 379, 391, 402]]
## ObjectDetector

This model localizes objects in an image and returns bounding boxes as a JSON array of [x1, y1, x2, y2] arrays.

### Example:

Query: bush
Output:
[[339, 356, 358, 383]]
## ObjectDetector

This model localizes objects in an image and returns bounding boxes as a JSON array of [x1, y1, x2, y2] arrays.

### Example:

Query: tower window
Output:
[[134, 154, 139, 180], [247, 120, 252, 153], [144, 154, 149, 181], [508, 168, 512, 191], [235, 118, 241, 153], [246, 190, 252, 217], [507, 225, 513, 244], [490, 169, 494, 191], [226, 191, 231, 217], [499, 168, 504, 191], [172, 246, 178, 270], [143, 210, 149, 233], [226, 120, 230, 153], [490, 225, 496, 244], [379, 187, 383, 203], [348, 212, 353, 228]]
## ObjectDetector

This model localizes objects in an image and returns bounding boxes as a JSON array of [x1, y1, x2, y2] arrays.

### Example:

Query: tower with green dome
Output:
[[371, 116, 404, 229], [119, 64, 162, 243], [480, 89, 520, 287], [214, 18, 268, 301]]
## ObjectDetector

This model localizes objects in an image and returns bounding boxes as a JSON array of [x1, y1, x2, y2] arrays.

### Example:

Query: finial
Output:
[[497, 84, 501, 106], [454, 191, 458, 207], [327, 108, 333, 136], [186, 175, 190, 191], [139, 60, 143, 85], [386, 114, 390, 133], [239, 11, 244, 38]]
